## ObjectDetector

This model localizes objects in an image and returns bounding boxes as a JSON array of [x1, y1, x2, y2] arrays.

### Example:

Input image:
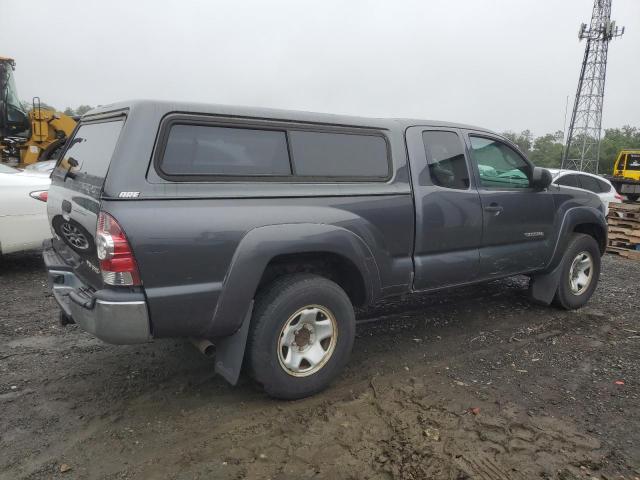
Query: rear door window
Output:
[[577, 175, 602, 193], [554, 174, 580, 188], [161, 124, 291, 176], [597, 178, 611, 193], [422, 131, 470, 190], [289, 131, 389, 178]]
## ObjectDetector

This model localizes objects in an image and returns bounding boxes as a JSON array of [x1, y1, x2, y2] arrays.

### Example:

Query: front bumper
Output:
[[43, 240, 152, 344]]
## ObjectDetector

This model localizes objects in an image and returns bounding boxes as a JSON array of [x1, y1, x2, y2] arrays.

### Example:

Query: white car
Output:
[[22, 160, 57, 175], [548, 168, 622, 215], [0, 163, 51, 255]]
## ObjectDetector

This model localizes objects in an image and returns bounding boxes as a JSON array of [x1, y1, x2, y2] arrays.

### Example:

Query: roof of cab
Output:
[[83, 99, 493, 134]]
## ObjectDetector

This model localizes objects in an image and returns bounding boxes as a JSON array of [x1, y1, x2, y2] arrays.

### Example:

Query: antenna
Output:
[[561, 0, 624, 173]]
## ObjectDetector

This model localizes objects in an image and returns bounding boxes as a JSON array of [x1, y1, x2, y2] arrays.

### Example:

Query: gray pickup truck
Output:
[[44, 100, 607, 399]]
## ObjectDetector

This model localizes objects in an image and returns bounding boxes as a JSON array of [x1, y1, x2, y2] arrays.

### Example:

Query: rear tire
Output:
[[247, 273, 355, 400], [553, 233, 600, 310], [627, 194, 639, 202]]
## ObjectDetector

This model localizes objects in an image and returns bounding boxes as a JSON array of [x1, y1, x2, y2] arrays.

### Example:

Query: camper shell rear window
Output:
[[52, 119, 125, 197]]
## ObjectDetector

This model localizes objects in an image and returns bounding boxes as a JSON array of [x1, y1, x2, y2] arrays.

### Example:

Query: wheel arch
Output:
[[530, 206, 606, 306], [548, 206, 607, 270], [573, 222, 607, 255], [206, 223, 381, 339], [257, 251, 369, 308]]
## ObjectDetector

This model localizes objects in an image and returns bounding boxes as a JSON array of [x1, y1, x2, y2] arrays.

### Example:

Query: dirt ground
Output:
[[1, 252, 639, 480]]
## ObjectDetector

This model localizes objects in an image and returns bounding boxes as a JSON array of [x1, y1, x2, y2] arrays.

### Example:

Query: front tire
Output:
[[554, 233, 601, 309], [247, 274, 355, 400]]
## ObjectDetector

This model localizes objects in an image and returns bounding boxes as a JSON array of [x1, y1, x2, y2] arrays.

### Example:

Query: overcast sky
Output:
[[1, 0, 638, 136]]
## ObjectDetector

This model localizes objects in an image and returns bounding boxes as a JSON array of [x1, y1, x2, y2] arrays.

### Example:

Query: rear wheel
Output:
[[247, 274, 355, 399], [627, 194, 639, 202], [553, 233, 600, 309]]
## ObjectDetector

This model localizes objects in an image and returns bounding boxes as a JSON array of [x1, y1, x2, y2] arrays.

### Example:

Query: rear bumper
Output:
[[43, 240, 152, 344]]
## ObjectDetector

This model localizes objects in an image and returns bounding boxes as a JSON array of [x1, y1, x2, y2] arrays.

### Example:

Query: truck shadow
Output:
[[0, 250, 45, 275], [183, 275, 545, 400]]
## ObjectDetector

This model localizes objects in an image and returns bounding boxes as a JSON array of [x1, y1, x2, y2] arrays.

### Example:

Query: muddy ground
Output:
[[1, 252, 639, 480]]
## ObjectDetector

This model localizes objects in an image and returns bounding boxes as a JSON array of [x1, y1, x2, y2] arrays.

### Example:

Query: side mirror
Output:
[[532, 167, 552, 190]]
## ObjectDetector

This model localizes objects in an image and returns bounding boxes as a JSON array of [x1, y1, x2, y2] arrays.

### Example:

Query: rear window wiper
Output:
[[63, 157, 79, 181]]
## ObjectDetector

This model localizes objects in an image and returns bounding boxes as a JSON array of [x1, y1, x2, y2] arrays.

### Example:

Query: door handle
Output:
[[484, 203, 503, 215]]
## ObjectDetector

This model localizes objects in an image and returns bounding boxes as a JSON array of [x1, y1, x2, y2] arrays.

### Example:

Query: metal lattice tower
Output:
[[562, 0, 624, 173]]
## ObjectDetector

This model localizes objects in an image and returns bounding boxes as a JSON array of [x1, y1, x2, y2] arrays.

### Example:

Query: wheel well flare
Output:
[[573, 223, 606, 254], [258, 252, 367, 307]]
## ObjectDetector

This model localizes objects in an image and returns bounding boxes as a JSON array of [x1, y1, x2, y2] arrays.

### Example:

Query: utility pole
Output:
[[562, 0, 624, 173]]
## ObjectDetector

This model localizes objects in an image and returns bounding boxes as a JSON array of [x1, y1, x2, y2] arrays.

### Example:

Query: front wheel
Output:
[[554, 233, 601, 309], [247, 274, 355, 399]]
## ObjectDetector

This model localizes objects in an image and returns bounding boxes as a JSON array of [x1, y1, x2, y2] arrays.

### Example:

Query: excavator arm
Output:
[[1, 56, 77, 165]]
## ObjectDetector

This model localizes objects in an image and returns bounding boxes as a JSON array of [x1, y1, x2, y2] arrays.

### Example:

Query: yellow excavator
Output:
[[0, 56, 76, 166], [603, 149, 640, 202]]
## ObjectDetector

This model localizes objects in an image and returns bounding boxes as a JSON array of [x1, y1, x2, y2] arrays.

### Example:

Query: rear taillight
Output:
[[96, 212, 141, 286], [29, 190, 48, 202], [615, 193, 624, 201]]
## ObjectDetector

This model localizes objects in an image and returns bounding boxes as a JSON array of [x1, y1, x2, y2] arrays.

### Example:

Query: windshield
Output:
[[0, 61, 29, 135], [3, 66, 23, 116]]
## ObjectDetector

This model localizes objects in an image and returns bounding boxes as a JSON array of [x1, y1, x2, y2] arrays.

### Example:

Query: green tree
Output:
[[502, 130, 533, 155], [529, 131, 564, 168], [599, 126, 640, 173], [20, 99, 57, 112], [75, 105, 93, 115], [513, 126, 640, 173], [63, 107, 75, 116]]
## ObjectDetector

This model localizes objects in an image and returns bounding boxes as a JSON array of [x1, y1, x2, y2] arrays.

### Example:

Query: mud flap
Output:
[[214, 301, 254, 385], [528, 263, 562, 305]]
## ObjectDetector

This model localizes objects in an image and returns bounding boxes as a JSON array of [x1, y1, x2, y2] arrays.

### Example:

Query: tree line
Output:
[[62, 105, 94, 116], [19, 100, 93, 117], [503, 126, 640, 174]]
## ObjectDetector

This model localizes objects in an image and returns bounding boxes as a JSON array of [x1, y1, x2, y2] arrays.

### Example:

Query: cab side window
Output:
[[627, 153, 640, 171], [422, 131, 470, 190], [469, 136, 531, 189]]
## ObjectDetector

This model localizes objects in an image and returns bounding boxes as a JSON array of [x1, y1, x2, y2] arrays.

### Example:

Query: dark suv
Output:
[[44, 100, 607, 399]]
